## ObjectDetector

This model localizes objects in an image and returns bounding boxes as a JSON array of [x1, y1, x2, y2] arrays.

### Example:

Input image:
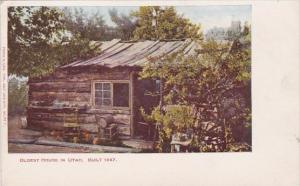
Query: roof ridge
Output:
[[120, 38, 190, 43]]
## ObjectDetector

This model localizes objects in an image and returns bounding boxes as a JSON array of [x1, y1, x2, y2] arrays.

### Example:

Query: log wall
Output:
[[27, 67, 133, 137]]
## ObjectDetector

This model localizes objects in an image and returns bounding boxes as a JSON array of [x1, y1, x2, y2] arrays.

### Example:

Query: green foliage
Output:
[[8, 6, 206, 77], [8, 7, 64, 77], [8, 7, 102, 77], [139, 107, 155, 124], [149, 105, 195, 131], [62, 7, 107, 41], [141, 38, 251, 107], [8, 76, 28, 115], [140, 31, 251, 151], [109, 8, 137, 40], [140, 105, 196, 152], [131, 6, 203, 40], [55, 36, 102, 66]]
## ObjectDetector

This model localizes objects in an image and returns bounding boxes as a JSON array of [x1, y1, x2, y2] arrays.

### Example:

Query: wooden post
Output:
[[154, 78, 164, 141], [130, 71, 135, 137], [222, 118, 228, 151], [159, 78, 164, 114]]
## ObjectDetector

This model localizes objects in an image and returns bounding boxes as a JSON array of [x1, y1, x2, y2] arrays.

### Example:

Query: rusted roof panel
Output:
[[61, 39, 200, 69]]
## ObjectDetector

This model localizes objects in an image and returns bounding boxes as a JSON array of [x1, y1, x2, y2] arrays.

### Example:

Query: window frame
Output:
[[91, 80, 131, 110]]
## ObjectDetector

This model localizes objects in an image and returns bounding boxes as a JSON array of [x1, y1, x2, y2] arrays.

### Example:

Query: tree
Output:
[[7, 6, 104, 120], [62, 7, 108, 41], [131, 6, 202, 40], [226, 21, 242, 41], [8, 7, 64, 76], [140, 30, 251, 152], [8, 7, 101, 77], [109, 8, 137, 40]]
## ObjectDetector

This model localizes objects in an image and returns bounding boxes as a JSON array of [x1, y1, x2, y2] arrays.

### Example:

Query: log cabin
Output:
[[27, 39, 200, 140]]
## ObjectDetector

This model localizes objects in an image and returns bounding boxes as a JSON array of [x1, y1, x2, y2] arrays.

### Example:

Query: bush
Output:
[[141, 103, 251, 152], [8, 76, 28, 116], [141, 105, 196, 152]]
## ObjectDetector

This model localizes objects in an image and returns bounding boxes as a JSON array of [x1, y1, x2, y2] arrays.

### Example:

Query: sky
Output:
[[64, 5, 251, 33]]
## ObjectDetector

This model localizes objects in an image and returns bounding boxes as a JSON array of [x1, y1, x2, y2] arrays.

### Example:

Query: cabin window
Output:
[[93, 81, 130, 108], [94, 83, 112, 106], [113, 83, 129, 107]]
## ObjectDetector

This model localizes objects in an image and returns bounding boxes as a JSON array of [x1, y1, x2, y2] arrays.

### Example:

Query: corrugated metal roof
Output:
[[61, 39, 201, 68]]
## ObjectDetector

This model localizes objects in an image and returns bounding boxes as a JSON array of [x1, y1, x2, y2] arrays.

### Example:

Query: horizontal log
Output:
[[28, 119, 130, 136], [27, 106, 88, 114], [113, 114, 130, 125], [96, 115, 114, 128], [117, 124, 131, 136], [27, 107, 129, 115], [29, 101, 89, 107], [28, 111, 130, 125], [29, 92, 90, 102], [29, 68, 131, 83], [28, 120, 65, 131], [86, 108, 130, 115], [28, 112, 97, 124], [91, 113, 130, 125], [80, 124, 99, 133], [29, 82, 91, 93]]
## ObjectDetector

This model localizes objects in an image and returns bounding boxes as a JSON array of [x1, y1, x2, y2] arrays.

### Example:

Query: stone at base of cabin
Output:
[[80, 124, 99, 133]]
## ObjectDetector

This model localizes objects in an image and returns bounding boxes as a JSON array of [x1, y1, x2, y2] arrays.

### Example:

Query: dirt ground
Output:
[[8, 115, 152, 153], [8, 115, 100, 153], [8, 143, 96, 153]]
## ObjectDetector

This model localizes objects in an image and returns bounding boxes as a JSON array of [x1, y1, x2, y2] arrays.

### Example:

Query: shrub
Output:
[[8, 76, 28, 116], [141, 105, 196, 152]]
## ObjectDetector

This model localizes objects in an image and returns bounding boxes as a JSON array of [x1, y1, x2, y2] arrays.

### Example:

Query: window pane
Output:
[[95, 98, 102, 106], [103, 98, 111, 106], [95, 83, 102, 90], [103, 83, 111, 90], [113, 83, 129, 107], [94, 82, 112, 107], [95, 91, 102, 97], [103, 90, 111, 98]]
